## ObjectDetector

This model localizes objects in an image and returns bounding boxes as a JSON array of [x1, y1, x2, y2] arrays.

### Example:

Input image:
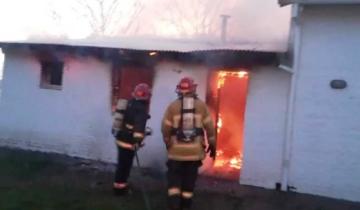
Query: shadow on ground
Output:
[[0, 147, 359, 210]]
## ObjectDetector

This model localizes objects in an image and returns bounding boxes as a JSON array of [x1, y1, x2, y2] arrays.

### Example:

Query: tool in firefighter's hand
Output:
[[207, 144, 216, 160], [134, 141, 145, 150]]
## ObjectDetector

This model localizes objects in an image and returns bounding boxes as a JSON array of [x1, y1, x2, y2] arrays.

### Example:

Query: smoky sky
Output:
[[0, 0, 290, 45], [138, 0, 291, 44]]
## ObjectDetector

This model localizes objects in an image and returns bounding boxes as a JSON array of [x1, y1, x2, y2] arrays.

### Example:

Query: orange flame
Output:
[[149, 51, 158, 56], [229, 156, 242, 169], [214, 150, 243, 170], [217, 114, 223, 133], [213, 70, 248, 171], [213, 159, 226, 168], [217, 77, 225, 89], [217, 70, 248, 89]]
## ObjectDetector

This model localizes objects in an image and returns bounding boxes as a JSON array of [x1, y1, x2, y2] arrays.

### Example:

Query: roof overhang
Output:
[[279, 0, 360, 6], [0, 42, 279, 69], [0, 36, 287, 53]]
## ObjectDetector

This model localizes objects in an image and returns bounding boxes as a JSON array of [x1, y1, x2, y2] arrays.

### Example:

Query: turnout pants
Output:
[[113, 146, 135, 194], [167, 160, 202, 210]]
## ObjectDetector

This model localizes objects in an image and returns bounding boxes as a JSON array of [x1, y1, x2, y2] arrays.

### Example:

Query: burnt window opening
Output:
[[40, 61, 64, 90]]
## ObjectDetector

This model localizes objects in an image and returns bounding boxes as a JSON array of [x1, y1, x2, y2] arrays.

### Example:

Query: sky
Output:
[[0, 0, 291, 44]]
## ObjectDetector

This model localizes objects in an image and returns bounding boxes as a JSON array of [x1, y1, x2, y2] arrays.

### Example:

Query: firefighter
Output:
[[162, 77, 216, 210], [112, 83, 152, 196]]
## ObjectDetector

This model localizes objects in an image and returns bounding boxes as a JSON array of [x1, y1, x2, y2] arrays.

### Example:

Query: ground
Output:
[[0, 147, 359, 210]]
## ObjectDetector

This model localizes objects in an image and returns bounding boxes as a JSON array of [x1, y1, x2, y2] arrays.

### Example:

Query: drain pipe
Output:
[[281, 3, 303, 191]]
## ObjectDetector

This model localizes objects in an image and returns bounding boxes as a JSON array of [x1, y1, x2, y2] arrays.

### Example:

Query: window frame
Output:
[[39, 60, 64, 90]]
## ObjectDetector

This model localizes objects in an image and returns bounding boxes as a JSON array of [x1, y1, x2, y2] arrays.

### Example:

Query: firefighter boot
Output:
[[168, 195, 181, 210], [180, 197, 192, 210], [181, 191, 194, 210], [113, 183, 130, 196]]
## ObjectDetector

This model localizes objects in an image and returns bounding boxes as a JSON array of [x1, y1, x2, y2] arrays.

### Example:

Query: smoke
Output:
[[0, 0, 290, 45], [227, 1, 291, 44]]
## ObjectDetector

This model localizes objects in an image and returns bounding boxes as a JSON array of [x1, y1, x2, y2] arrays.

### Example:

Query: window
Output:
[[40, 61, 64, 90]]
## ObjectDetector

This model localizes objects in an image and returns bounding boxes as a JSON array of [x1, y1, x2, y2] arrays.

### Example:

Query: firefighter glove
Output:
[[111, 129, 118, 138], [134, 137, 143, 144], [134, 141, 145, 150], [164, 138, 172, 150], [206, 144, 216, 159]]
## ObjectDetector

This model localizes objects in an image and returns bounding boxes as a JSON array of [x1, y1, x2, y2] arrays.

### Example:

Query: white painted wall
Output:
[[139, 61, 209, 170], [241, 66, 291, 189], [0, 48, 296, 195], [0, 52, 210, 169], [0, 49, 4, 99], [0, 49, 116, 161], [0, 49, 4, 80], [288, 5, 360, 202]]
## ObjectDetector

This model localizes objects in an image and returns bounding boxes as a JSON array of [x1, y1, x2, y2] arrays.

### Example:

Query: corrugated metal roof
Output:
[[0, 41, 279, 70], [279, 0, 360, 6], [0, 36, 287, 53]]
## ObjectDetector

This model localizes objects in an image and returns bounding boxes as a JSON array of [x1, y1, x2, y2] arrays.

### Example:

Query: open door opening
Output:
[[202, 70, 249, 180], [112, 65, 154, 110]]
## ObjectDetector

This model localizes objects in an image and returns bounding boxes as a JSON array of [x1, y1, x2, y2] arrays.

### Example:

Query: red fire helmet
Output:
[[132, 83, 152, 100], [176, 77, 197, 94]]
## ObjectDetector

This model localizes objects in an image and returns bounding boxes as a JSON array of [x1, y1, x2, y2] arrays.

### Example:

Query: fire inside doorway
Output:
[[202, 70, 249, 180]]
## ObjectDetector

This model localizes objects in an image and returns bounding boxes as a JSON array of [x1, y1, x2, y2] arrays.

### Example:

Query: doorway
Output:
[[203, 70, 249, 180], [112, 65, 154, 109]]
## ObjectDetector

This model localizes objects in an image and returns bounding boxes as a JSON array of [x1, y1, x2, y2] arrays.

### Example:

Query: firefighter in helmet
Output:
[[162, 77, 216, 210], [112, 83, 152, 195]]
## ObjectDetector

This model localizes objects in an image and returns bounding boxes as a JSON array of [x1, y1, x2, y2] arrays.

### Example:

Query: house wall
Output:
[[0, 49, 4, 79], [289, 5, 360, 202], [0, 49, 4, 98], [0, 49, 116, 161], [0, 48, 294, 193], [0, 51, 210, 168], [241, 66, 291, 189]]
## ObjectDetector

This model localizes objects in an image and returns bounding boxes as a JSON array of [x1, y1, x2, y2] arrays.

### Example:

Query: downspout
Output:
[[281, 3, 303, 191]]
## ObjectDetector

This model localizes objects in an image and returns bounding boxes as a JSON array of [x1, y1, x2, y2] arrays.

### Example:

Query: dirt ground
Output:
[[0, 147, 359, 210]]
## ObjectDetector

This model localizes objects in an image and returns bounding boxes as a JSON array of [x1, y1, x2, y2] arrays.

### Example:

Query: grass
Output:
[[1, 148, 359, 210], [0, 149, 166, 210]]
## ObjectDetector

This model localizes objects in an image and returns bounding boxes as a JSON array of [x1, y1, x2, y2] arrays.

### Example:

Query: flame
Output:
[[214, 159, 226, 168], [236, 71, 248, 78], [229, 156, 242, 169], [203, 69, 248, 179], [217, 76, 225, 89], [216, 72, 248, 133], [217, 114, 223, 133], [213, 70, 248, 171], [213, 150, 243, 170], [217, 70, 248, 89], [149, 51, 158, 56]]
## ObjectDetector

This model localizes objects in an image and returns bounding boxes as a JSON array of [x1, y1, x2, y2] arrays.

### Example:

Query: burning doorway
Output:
[[203, 70, 249, 180]]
